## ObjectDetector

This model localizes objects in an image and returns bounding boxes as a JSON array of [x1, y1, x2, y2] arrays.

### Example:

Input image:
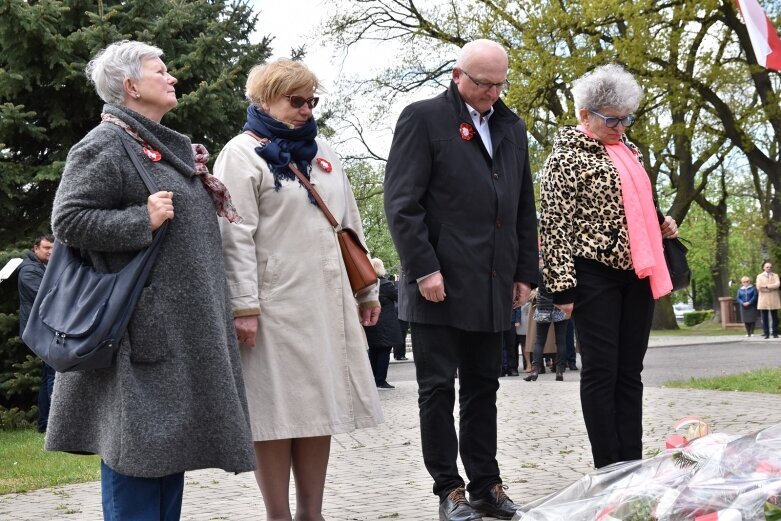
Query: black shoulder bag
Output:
[[22, 126, 168, 372], [657, 209, 691, 292]]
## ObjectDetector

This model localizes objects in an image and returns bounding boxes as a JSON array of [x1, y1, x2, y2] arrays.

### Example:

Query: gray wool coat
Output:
[[45, 104, 256, 478]]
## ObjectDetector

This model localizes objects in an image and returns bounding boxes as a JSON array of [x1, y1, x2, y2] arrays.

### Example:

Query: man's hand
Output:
[[360, 304, 381, 326], [418, 272, 446, 302], [234, 316, 258, 347], [512, 282, 531, 307]]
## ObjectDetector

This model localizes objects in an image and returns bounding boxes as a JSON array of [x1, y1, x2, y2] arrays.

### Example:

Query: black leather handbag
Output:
[[657, 210, 691, 292], [22, 127, 168, 372]]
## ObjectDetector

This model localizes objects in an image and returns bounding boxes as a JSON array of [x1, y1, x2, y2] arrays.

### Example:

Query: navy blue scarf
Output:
[[243, 105, 318, 202]]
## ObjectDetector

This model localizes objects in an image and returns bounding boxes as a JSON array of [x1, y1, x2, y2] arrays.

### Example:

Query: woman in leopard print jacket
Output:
[[539, 64, 679, 469]]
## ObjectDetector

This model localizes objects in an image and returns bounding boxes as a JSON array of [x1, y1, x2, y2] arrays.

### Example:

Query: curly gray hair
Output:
[[571, 64, 643, 117], [85, 40, 164, 105]]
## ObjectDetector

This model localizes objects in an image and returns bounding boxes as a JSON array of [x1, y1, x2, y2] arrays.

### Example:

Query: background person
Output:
[[524, 259, 569, 382], [364, 258, 403, 389], [214, 58, 383, 521], [17, 234, 54, 433], [539, 64, 678, 469], [384, 39, 538, 521], [47, 40, 255, 520], [736, 275, 759, 337], [756, 261, 780, 339]]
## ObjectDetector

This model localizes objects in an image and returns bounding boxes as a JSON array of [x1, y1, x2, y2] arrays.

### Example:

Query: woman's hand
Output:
[[660, 216, 678, 239], [555, 302, 574, 318], [234, 316, 258, 347], [148, 191, 174, 231], [360, 304, 381, 327]]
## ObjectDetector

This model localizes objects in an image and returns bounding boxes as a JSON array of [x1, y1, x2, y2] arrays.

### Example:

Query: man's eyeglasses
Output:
[[460, 70, 508, 92], [284, 95, 319, 109], [589, 110, 636, 128]]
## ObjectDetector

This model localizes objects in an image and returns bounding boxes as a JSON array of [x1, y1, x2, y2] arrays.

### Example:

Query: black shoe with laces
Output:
[[469, 484, 520, 520], [439, 487, 482, 521]]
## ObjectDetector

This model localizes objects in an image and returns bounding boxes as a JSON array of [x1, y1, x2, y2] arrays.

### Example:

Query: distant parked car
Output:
[[673, 303, 694, 321]]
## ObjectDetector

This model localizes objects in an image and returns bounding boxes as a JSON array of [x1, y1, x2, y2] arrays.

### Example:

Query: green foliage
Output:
[[683, 310, 714, 327], [0, 0, 270, 419], [665, 367, 781, 394]]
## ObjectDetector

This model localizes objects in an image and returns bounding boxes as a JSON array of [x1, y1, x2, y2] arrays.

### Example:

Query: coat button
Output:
[[496, 220, 502, 228], [492, 172, 499, 179], [492, 270, 497, 277]]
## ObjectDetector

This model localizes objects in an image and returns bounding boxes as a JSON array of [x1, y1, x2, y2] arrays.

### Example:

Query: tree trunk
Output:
[[652, 294, 679, 330]]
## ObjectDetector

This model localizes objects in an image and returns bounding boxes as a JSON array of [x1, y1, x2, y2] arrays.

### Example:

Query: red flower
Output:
[[315, 157, 333, 173], [143, 146, 162, 162], [459, 123, 475, 141]]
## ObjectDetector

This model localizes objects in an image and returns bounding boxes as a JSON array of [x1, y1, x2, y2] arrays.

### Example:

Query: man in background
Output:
[[18, 235, 54, 433]]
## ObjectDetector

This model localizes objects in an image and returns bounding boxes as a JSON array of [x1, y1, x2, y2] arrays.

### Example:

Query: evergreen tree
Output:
[[0, 0, 270, 427]]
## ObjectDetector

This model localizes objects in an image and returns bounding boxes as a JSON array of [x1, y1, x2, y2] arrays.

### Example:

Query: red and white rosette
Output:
[[315, 157, 332, 173], [459, 122, 475, 141]]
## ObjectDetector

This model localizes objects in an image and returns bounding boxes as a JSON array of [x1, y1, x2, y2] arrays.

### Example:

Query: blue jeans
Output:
[[37, 362, 55, 433], [101, 461, 184, 520]]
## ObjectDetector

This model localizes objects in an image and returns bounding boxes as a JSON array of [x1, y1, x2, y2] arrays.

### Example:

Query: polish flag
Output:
[[736, 0, 781, 71]]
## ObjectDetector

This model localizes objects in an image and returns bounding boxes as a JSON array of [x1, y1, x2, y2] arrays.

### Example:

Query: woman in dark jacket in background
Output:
[[364, 258, 404, 389]]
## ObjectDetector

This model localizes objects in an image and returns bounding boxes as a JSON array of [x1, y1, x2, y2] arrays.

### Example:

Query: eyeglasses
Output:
[[460, 70, 508, 92], [589, 110, 636, 128], [284, 95, 319, 109]]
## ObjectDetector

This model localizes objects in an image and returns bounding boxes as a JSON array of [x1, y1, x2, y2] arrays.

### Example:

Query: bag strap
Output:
[[243, 130, 339, 230], [108, 124, 169, 239]]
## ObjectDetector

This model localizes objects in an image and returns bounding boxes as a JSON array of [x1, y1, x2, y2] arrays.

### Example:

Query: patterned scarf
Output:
[[102, 113, 242, 223], [242, 104, 318, 204]]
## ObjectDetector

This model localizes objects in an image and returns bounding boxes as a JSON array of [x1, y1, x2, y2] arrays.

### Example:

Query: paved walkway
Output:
[[2, 336, 781, 520]]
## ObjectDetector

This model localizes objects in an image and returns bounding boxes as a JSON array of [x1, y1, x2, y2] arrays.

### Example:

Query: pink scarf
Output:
[[577, 125, 672, 299]]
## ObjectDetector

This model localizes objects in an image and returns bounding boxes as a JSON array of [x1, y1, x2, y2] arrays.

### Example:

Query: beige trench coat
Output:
[[756, 271, 781, 310], [215, 134, 383, 441]]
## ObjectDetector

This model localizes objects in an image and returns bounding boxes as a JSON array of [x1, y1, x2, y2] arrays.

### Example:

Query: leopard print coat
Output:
[[539, 126, 644, 299]]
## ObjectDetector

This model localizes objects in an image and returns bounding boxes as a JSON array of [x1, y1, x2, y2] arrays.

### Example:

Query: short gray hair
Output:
[[571, 64, 643, 117], [455, 39, 508, 70], [370, 258, 386, 277], [85, 40, 164, 104]]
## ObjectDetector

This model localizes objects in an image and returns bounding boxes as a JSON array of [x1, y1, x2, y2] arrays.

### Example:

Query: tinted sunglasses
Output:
[[589, 110, 636, 128], [284, 95, 319, 109]]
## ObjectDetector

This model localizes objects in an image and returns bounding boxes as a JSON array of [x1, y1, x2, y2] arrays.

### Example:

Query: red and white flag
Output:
[[736, 0, 781, 70]]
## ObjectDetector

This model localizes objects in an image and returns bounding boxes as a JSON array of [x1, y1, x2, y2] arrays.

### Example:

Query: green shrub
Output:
[[683, 309, 714, 327]]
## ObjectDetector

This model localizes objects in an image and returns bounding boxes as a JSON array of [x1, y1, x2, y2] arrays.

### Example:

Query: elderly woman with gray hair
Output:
[[539, 64, 678, 469], [47, 40, 254, 519]]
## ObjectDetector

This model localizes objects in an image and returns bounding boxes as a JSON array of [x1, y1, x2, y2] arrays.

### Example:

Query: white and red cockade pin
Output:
[[315, 157, 333, 173], [459, 122, 475, 141], [143, 146, 162, 162]]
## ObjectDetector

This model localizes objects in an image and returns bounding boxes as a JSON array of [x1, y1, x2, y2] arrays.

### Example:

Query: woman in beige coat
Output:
[[756, 261, 780, 339], [214, 59, 384, 521]]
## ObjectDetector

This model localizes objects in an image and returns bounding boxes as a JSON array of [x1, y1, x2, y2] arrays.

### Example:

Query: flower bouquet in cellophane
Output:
[[513, 420, 781, 521]]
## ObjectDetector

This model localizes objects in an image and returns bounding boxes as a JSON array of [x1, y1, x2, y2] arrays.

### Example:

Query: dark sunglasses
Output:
[[589, 110, 636, 128], [284, 95, 319, 109]]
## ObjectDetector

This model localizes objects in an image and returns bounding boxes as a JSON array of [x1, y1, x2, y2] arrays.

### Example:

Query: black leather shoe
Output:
[[523, 371, 538, 382], [555, 371, 564, 381], [439, 487, 482, 521], [469, 484, 520, 520], [568, 362, 579, 371], [377, 381, 395, 389], [507, 368, 519, 377]]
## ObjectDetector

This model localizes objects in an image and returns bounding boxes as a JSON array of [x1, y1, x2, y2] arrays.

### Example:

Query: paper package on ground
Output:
[[514, 423, 781, 521]]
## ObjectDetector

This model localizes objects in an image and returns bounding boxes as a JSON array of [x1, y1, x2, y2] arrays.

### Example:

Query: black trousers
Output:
[[367, 345, 392, 385], [572, 258, 654, 469], [410, 323, 502, 499], [501, 326, 518, 372]]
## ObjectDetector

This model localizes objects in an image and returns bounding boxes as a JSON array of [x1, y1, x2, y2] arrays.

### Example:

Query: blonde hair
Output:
[[370, 258, 386, 277], [245, 59, 319, 106]]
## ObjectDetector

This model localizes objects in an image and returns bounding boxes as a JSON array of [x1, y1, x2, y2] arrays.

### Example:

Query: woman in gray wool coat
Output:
[[47, 40, 255, 520]]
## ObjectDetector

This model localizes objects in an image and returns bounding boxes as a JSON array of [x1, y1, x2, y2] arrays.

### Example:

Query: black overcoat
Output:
[[384, 81, 538, 332], [363, 277, 405, 348]]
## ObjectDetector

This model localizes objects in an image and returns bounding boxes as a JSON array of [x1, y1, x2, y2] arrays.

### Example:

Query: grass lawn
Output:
[[665, 367, 781, 394], [0, 429, 100, 494], [651, 319, 745, 337]]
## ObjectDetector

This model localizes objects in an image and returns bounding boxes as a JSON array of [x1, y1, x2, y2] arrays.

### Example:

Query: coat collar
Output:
[[443, 81, 520, 158]]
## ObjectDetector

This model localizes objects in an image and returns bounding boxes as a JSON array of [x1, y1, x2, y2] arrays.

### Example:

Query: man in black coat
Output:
[[384, 40, 538, 521], [18, 234, 54, 432]]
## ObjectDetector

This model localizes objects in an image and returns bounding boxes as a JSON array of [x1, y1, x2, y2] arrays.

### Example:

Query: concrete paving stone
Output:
[[3, 372, 781, 520]]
